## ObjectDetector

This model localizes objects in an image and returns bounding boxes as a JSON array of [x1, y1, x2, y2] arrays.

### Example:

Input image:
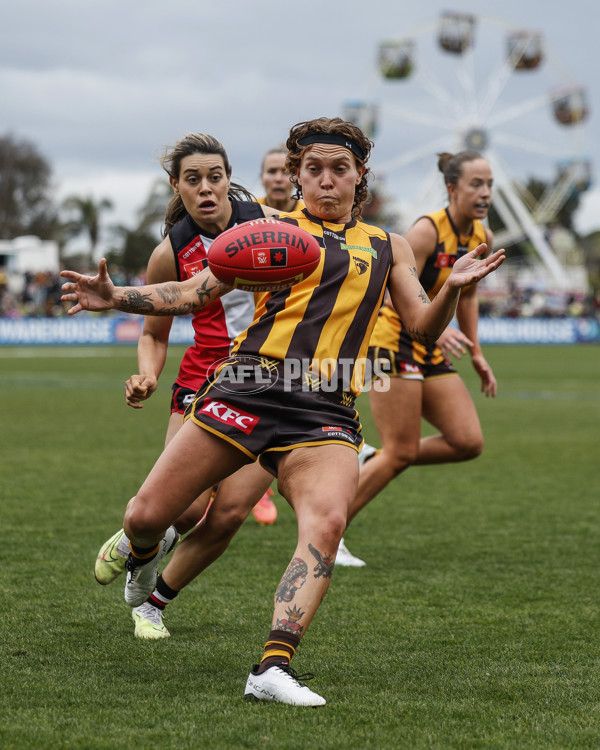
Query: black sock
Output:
[[129, 541, 159, 565], [146, 575, 179, 611]]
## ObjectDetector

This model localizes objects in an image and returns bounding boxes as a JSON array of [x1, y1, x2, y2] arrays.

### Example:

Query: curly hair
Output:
[[159, 133, 254, 236], [285, 117, 373, 219]]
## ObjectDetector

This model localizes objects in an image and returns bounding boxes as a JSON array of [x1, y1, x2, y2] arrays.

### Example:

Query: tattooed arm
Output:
[[61, 258, 231, 316], [387, 233, 504, 346]]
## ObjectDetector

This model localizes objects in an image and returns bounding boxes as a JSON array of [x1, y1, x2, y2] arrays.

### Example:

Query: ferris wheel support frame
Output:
[[487, 153, 566, 286]]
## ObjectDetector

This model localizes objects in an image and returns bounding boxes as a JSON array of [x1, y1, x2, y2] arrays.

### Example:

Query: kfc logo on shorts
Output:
[[200, 398, 259, 434]]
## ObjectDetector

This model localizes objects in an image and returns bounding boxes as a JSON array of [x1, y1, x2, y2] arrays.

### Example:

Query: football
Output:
[[207, 218, 321, 292]]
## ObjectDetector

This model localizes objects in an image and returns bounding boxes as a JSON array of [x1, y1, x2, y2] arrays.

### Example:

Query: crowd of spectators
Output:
[[478, 284, 600, 320], [0, 268, 145, 318], [1, 268, 599, 321]]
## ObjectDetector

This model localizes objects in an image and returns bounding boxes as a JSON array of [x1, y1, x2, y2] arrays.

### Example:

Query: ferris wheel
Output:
[[342, 11, 591, 286]]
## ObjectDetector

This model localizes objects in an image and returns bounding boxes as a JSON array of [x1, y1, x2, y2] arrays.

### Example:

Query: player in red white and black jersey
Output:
[[94, 133, 278, 640]]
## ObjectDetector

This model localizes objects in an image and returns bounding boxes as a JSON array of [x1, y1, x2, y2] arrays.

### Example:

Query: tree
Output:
[[105, 179, 171, 273], [61, 195, 114, 268], [106, 226, 156, 274], [135, 179, 172, 234], [0, 133, 58, 239]]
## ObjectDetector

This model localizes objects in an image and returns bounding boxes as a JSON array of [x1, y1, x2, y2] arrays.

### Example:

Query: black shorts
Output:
[[185, 356, 363, 475], [367, 334, 455, 385], [170, 384, 197, 415]]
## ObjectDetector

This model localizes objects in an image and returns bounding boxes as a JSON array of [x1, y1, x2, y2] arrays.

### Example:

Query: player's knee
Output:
[[214, 505, 249, 536], [124, 499, 164, 539], [381, 443, 418, 474], [302, 506, 347, 547], [453, 433, 484, 461]]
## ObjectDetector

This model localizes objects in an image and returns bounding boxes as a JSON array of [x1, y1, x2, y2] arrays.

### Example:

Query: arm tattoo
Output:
[[119, 290, 194, 317], [309, 543, 335, 579], [119, 290, 155, 314], [404, 266, 435, 343], [195, 277, 226, 307], [418, 287, 431, 306], [157, 283, 182, 304], [275, 557, 308, 603], [404, 325, 438, 346]]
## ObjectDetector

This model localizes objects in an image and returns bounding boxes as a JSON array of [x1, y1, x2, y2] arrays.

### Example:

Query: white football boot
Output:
[[335, 537, 366, 567], [244, 664, 326, 707]]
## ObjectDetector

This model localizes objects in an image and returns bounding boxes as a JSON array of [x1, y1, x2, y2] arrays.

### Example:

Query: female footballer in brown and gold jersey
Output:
[[61, 121, 504, 707], [349, 151, 497, 535]]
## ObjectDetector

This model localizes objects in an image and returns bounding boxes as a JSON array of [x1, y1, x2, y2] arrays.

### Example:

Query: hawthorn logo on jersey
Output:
[[353, 257, 369, 275], [252, 247, 288, 268], [199, 398, 259, 435]]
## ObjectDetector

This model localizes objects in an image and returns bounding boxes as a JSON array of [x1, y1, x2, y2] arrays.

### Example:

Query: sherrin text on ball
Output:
[[207, 218, 321, 292]]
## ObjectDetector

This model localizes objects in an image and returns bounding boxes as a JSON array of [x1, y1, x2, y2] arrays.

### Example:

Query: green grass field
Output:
[[1, 344, 599, 749]]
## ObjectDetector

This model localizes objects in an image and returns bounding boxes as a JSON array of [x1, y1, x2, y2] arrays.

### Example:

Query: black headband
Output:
[[295, 132, 366, 161]]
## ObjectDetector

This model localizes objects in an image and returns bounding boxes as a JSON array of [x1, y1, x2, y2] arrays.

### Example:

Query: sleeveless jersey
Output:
[[170, 199, 264, 390], [232, 208, 394, 396], [370, 208, 487, 353]]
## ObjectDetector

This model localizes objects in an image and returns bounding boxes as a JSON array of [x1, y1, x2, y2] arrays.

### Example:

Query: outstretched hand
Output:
[[61, 259, 116, 315], [449, 244, 505, 288]]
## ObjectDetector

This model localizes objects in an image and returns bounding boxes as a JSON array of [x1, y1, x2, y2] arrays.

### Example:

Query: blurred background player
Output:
[[343, 150, 497, 563], [63, 119, 505, 705], [257, 145, 305, 213], [95, 132, 278, 638]]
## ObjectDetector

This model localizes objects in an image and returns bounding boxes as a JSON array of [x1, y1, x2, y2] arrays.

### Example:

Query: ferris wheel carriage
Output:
[[378, 40, 414, 80], [438, 12, 475, 54], [556, 158, 593, 193], [507, 31, 544, 70], [552, 86, 589, 125], [341, 100, 379, 139]]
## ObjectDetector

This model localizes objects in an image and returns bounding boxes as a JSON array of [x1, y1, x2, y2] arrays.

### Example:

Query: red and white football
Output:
[[207, 218, 321, 292]]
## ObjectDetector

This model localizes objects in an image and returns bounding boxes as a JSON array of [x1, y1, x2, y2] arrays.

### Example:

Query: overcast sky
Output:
[[2, 0, 598, 246]]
